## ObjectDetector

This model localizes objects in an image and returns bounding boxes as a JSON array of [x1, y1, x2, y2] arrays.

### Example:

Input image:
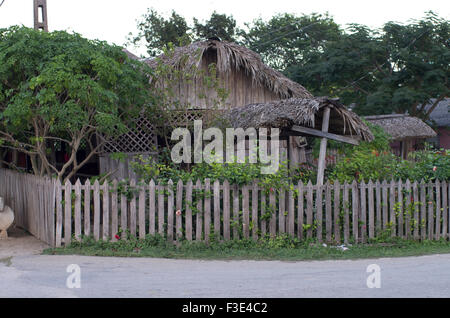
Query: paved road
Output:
[[2, 252, 450, 298]]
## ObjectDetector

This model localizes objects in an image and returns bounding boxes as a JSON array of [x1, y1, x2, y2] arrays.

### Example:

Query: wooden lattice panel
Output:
[[103, 115, 157, 153]]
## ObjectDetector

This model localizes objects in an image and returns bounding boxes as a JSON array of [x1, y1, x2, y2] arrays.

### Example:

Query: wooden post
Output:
[[34, 0, 48, 32], [316, 107, 331, 186]]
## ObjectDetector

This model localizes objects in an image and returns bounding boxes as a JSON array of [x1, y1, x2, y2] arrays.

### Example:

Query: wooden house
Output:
[[364, 114, 437, 159]]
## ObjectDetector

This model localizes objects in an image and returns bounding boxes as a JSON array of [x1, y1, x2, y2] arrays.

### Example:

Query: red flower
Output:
[[115, 234, 120, 240]]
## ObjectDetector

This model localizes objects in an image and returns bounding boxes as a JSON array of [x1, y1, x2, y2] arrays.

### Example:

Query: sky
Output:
[[0, 0, 449, 57]]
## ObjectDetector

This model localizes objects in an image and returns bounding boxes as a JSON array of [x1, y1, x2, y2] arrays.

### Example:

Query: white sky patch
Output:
[[0, 0, 449, 57]]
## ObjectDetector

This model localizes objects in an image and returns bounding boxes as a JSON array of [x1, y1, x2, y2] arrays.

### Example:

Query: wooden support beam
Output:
[[290, 125, 360, 146], [316, 107, 330, 186]]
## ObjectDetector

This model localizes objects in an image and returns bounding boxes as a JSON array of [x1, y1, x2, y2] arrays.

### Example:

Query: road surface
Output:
[[1, 229, 450, 298]]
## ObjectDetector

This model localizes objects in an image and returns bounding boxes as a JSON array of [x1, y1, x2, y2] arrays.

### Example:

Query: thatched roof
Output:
[[364, 114, 437, 141], [144, 40, 313, 99], [122, 48, 139, 60], [227, 97, 374, 141]]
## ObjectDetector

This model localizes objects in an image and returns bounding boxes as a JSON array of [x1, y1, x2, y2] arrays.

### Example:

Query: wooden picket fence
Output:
[[54, 177, 450, 247], [0, 168, 55, 246], [1, 168, 449, 247]]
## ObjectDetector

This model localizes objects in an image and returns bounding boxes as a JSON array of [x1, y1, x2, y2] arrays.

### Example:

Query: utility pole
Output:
[[33, 0, 48, 32]]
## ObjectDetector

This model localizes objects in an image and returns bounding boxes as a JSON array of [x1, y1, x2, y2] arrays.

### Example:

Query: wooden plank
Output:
[[343, 182, 350, 244], [177, 180, 185, 241], [223, 180, 231, 241], [102, 181, 110, 241], [351, 180, 359, 243], [397, 179, 404, 238], [185, 180, 192, 241], [204, 179, 211, 242], [55, 179, 63, 247], [420, 180, 426, 240], [111, 180, 118, 241], [138, 183, 146, 240], [213, 179, 221, 238], [288, 186, 295, 238], [360, 181, 367, 243], [333, 180, 341, 244], [252, 181, 259, 240], [427, 181, 434, 240], [442, 181, 448, 240], [435, 179, 441, 240], [74, 179, 82, 241], [316, 184, 323, 243], [297, 181, 304, 241], [269, 187, 277, 238], [278, 187, 285, 234], [448, 181, 450, 239], [64, 180, 72, 245], [93, 180, 100, 241], [167, 180, 174, 241], [306, 181, 313, 239], [233, 184, 240, 239], [149, 180, 156, 236], [325, 181, 332, 243], [261, 189, 267, 238], [405, 179, 412, 239], [291, 125, 360, 146], [375, 180, 382, 236], [368, 180, 375, 240], [195, 180, 203, 241], [120, 181, 127, 239], [84, 179, 91, 237], [412, 181, 419, 240], [382, 180, 388, 231], [129, 179, 137, 238], [242, 184, 250, 239], [316, 107, 331, 186], [157, 181, 164, 236], [389, 180, 396, 237]]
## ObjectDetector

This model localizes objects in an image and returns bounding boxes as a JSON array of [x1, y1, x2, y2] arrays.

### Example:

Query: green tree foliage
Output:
[[129, 9, 190, 57], [0, 26, 153, 181], [241, 13, 341, 71], [128, 9, 240, 57], [247, 11, 449, 120], [193, 11, 238, 42]]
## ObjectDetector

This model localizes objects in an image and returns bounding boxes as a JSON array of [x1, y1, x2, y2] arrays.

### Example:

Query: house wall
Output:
[[437, 127, 450, 149]]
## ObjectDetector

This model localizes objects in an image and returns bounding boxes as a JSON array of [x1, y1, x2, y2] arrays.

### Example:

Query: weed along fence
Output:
[[54, 177, 450, 247], [0, 168, 449, 247]]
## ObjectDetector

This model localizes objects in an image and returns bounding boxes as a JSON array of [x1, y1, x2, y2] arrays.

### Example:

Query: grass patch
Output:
[[43, 234, 450, 261]]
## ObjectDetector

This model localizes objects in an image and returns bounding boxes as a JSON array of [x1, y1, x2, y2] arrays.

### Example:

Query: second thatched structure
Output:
[[227, 97, 374, 184], [364, 114, 436, 158]]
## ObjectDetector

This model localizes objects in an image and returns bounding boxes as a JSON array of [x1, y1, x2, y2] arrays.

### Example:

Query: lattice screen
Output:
[[102, 115, 157, 153], [102, 109, 226, 153]]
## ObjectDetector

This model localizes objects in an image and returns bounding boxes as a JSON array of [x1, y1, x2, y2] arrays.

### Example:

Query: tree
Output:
[[128, 9, 240, 57], [128, 9, 190, 57], [242, 13, 342, 71], [0, 26, 153, 181], [193, 11, 238, 42], [280, 12, 449, 120]]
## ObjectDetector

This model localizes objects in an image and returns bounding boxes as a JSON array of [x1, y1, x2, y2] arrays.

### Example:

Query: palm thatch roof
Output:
[[227, 97, 374, 141], [364, 114, 437, 141], [144, 39, 313, 99]]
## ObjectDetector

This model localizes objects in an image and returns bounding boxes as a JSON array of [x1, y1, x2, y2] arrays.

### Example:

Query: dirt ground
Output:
[[0, 227, 49, 259]]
